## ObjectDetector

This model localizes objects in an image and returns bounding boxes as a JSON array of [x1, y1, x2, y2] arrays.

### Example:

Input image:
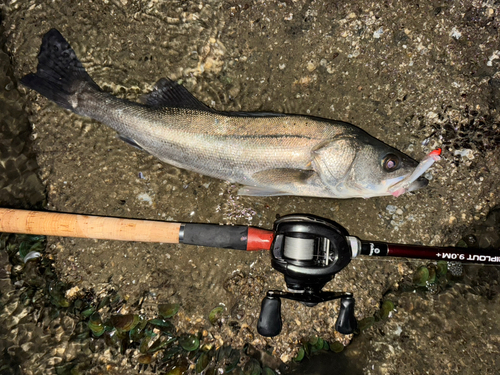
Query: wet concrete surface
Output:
[[2, 0, 500, 373]]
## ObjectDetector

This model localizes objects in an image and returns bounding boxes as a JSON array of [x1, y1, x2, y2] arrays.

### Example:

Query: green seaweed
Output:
[[380, 300, 395, 320], [179, 334, 200, 351], [159, 303, 180, 318], [330, 341, 344, 353], [413, 266, 430, 286], [293, 347, 305, 362]]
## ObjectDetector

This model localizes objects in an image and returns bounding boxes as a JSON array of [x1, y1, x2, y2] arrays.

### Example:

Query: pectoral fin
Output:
[[118, 134, 144, 150], [251, 168, 316, 185], [237, 168, 317, 196]]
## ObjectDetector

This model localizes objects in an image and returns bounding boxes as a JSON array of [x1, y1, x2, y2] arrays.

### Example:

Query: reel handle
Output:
[[257, 296, 282, 337], [335, 295, 357, 334]]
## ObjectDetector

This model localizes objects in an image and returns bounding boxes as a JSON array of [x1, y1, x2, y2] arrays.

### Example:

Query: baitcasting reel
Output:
[[257, 214, 359, 337]]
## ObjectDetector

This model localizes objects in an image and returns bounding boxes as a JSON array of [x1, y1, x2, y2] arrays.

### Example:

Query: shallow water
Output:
[[0, 23, 44, 208], [2, 0, 500, 374]]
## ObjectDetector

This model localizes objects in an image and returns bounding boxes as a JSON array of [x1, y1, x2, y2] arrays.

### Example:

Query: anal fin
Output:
[[237, 186, 289, 196]]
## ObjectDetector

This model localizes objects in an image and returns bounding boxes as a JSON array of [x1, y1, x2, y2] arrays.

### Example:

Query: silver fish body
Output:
[[22, 29, 428, 199]]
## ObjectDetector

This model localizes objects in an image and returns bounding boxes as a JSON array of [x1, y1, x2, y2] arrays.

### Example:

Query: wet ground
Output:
[[2, 0, 500, 374]]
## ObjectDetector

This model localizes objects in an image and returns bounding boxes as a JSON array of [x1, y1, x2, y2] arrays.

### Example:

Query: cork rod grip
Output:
[[0, 208, 181, 243]]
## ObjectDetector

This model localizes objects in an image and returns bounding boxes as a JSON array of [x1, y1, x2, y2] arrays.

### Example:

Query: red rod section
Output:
[[247, 228, 274, 251]]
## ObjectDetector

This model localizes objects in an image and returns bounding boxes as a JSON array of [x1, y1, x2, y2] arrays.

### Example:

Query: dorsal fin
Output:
[[144, 78, 213, 112]]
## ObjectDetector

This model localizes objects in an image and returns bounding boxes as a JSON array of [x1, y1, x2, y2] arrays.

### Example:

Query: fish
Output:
[[21, 29, 431, 199]]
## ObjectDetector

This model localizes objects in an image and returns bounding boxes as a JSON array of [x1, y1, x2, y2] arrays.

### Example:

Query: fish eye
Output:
[[382, 154, 401, 172]]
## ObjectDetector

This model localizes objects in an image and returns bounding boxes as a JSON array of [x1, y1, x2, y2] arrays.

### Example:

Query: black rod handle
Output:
[[181, 224, 249, 250], [181, 224, 273, 251]]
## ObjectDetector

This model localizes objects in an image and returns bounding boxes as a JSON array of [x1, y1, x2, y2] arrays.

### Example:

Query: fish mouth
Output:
[[407, 176, 429, 192], [385, 175, 429, 197], [387, 149, 441, 197]]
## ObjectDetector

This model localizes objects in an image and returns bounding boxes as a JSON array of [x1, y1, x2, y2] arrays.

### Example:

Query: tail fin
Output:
[[21, 29, 100, 111]]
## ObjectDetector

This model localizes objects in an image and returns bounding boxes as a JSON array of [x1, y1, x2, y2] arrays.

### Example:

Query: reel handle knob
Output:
[[257, 295, 282, 337], [335, 295, 357, 334]]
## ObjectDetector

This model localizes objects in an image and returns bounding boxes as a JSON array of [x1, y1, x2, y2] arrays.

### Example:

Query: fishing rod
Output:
[[1, 208, 498, 337]]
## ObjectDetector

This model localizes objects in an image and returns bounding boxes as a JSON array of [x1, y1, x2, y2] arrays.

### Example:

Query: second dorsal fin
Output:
[[144, 78, 213, 112]]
